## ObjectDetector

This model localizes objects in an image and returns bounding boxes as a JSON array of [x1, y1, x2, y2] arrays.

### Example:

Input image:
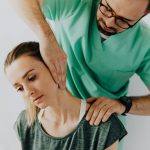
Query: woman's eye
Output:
[[28, 75, 36, 81], [17, 87, 23, 92]]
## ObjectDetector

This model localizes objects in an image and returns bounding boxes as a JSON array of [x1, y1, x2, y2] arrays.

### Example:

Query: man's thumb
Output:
[[86, 97, 97, 103]]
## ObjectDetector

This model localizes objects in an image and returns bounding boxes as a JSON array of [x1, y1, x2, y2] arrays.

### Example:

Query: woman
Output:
[[4, 41, 127, 150]]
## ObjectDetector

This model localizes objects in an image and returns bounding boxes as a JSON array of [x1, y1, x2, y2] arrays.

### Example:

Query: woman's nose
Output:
[[24, 85, 35, 97]]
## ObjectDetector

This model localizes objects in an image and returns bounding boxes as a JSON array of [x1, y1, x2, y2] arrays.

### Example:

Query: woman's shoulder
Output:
[[79, 114, 127, 149], [14, 110, 29, 133], [108, 113, 126, 129], [101, 113, 127, 138], [16, 110, 27, 125], [103, 114, 127, 149], [13, 110, 30, 141]]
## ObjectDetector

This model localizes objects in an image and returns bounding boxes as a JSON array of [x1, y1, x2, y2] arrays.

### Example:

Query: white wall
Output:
[[0, 0, 150, 150], [0, 1, 37, 150]]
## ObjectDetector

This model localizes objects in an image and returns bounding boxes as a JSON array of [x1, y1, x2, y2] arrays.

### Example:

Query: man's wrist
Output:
[[119, 96, 132, 115]]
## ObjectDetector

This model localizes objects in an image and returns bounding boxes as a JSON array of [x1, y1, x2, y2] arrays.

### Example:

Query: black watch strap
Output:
[[119, 96, 132, 115]]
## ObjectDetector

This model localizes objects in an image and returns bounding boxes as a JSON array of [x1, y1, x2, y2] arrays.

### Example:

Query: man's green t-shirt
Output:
[[41, 0, 150, 100], [14, 110, 127, 150], [41, 0, 150, 149]]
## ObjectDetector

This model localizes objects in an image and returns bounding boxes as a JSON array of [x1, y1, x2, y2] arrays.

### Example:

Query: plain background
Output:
[[0, 0, 150, 150]]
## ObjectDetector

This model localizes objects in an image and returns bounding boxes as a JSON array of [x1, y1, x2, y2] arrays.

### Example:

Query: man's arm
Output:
[[10, 0, 50, 38], [9, 0, 67, 88], [129, 88, 150, 115]]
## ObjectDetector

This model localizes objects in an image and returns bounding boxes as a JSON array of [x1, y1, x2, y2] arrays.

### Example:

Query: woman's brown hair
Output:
[[4, 41, 44, 126]]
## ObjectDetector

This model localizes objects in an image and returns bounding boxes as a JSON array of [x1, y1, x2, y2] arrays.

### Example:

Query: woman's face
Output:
[[6, 55, 58, 109]]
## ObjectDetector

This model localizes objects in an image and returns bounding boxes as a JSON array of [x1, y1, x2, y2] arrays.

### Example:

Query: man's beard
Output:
[[96, 18, 117, 36]]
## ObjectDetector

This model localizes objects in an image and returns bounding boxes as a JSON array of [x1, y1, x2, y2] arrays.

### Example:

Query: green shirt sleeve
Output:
[[41, 0, 86, 20], [136, 49, 150, 88]]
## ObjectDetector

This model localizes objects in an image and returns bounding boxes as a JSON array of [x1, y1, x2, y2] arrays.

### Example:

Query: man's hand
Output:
[[10, 0, 67, 89], [40, 35, 67, 89], [86, 97, 125, 126]]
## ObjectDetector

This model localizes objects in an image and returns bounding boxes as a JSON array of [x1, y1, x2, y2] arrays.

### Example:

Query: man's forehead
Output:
[[107, 0, 148, 20]]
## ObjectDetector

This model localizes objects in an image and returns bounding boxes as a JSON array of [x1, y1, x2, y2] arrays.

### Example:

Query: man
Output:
[[10, 0, 150, 149]]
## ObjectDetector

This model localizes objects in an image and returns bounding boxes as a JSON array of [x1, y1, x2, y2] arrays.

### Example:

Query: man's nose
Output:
[[105, 17, 116, 27]]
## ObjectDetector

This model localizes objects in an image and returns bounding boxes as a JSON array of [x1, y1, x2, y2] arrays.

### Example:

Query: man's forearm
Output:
[[129, 94, 150, 115], [9, 0, 53, 39]]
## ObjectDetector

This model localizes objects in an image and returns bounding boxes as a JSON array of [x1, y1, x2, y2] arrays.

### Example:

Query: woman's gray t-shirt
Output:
[[14, 110, 127, 150]]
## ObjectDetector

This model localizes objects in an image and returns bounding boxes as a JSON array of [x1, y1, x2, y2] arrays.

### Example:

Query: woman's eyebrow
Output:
[[22, 69, 35, 79], [13, 69, 35, 87]]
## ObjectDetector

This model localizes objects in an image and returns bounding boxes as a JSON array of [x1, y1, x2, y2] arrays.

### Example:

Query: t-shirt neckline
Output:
[[36, 100, 88, 140]]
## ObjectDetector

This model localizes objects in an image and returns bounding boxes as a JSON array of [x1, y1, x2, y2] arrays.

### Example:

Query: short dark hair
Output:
[[4, 41, 43, 71]]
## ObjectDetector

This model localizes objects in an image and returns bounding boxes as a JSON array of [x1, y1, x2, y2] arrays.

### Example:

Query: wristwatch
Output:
[[119, 96, 132, 115]]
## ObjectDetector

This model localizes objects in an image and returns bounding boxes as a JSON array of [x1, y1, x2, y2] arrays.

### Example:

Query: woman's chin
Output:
[[36, 103, 48, 109]]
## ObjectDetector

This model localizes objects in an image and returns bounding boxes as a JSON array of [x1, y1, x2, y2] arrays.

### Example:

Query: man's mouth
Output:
[[97, 18, 117, 36], [100, 22, 113, 32]]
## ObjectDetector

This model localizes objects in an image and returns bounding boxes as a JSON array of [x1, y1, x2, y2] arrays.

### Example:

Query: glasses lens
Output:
[[99, 3, 130, 29], [116, 19, 129, 29], [100, 5, 112, 17]]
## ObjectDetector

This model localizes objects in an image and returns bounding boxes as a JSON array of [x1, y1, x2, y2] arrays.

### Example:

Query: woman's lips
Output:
[[33, 95, 43, 103]]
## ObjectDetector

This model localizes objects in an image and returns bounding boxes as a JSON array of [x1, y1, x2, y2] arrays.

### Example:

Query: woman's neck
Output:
[[43, 89, 82, 126]]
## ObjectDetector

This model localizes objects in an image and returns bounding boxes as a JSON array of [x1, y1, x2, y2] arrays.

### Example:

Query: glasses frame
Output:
[[98, 0, 138, 29]]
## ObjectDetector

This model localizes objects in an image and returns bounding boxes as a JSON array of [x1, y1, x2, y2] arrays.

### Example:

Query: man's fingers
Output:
[[102, 107, 115, 122], [49, 63, 59, 84], [86, 99, 101, 121], [59, 59, 67, 89], [94, 105, 110, 125], [86, 106, 94, 121], [86, 97, 97, 103], [89, 105, 101, 125], [55, 60, 62, 82], [62, 59, 67, 83], [39, 39, 68, 87], [49, 58, 67, 89]]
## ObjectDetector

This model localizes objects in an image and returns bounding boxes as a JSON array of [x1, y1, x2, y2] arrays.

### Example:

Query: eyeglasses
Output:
[[98, 0, 134, 29]]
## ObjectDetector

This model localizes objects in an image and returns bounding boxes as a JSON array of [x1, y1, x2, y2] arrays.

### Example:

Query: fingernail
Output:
[[90, 122, 93, 126], [94, 123, 98, 126], [86, 116, 89, 121], [102, 119, 106, 122]]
